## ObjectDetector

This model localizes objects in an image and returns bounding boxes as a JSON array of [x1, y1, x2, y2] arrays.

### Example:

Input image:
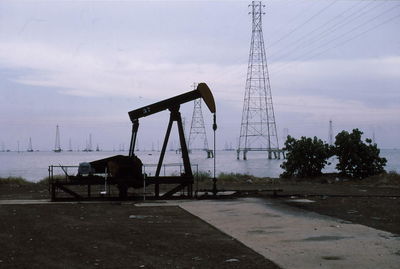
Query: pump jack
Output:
[[49, 83, 216, 201]]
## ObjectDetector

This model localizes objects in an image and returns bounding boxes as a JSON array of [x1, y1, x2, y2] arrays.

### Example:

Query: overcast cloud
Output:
[[0, 0, 399, 150]]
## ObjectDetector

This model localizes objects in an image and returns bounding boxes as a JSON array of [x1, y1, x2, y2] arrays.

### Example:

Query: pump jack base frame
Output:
[[50, 178, 194, 202]]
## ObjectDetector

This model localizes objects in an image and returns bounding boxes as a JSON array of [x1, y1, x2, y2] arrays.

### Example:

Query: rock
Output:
[[129, 215, 150, 219], [192, 256, 202, 261], [225, 258, 239, 262], [347, 210, 358, 214]]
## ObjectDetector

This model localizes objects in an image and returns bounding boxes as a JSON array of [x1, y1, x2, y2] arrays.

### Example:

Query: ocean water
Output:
[[0, 149, 399, 182]]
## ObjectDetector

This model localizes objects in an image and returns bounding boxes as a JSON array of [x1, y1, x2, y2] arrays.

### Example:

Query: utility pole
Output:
[[329, 120, 333, 145], [238, 1, 280, 160]]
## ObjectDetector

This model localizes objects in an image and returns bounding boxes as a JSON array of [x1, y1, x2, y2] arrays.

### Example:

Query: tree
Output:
[[280, 136, 333, 178], [334, 129, 386, 178]]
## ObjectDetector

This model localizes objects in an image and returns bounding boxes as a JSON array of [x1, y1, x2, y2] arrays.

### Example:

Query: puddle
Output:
[[287, 199, 315, 203], [322, 256, 344, 260], [248, 230, 284, 235], [218, 209, 234, 213], [265, 226, 282, 229], [303, 235, 353, 242], [254, 212, 281, 218], [339, 220, 353, 224], [128, 215, 153, 219]]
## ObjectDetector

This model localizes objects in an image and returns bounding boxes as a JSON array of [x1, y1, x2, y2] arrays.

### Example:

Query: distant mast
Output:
[[68, 138, 73, 152], [329, 120, 333, 145], [89, 134, 92, 152], [54, 125, 62, 152], [27, 137, 34, 152], [83, 134, 93, 152]]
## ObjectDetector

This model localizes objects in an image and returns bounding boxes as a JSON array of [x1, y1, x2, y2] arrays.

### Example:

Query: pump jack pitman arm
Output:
[[128, 83, 216, 121]]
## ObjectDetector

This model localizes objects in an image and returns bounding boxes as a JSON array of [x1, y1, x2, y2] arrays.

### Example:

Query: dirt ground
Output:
[[283, 196, 400, 235], [1, 179, 399, 268], [0, 183, 49, 200], [0, 203, 279, 269], [225, 181, 400, 235]]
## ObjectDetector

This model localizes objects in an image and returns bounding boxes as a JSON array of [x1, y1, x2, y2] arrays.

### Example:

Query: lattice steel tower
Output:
[[188, 83, 213, 158], [237, 1, 280, 160]]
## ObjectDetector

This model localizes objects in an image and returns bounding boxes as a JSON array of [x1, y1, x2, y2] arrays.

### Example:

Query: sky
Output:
[[0, 0, 399, 151]]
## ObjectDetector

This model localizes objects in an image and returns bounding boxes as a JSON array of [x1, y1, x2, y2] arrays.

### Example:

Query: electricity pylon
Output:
[[237, 1, 280, 160], [188, 83, 213, 158]]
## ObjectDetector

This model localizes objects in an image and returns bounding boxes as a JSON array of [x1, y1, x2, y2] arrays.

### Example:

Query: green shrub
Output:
[[334, 129, 386, 178], [280, 136, 333, 178]]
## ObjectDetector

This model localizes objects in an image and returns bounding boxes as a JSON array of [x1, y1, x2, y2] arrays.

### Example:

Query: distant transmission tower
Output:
[[237, 1, 280, 160], [188, 83, 213, 158], [329, 120, 333, 145]]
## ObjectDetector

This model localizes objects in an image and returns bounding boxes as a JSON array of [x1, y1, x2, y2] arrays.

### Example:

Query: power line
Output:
[[306, 12, 400, 61], [268, 0, 376, 60], [266, 0, 319, 44], [272, 3, 400, 75], [268, 0, 339, 49]]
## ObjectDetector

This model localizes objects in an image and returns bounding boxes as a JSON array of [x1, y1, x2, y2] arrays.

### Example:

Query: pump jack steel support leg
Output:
[[155, 113, 174, 197], [176, 111, 193, 177], [156, 116, 174, 177], [129, 120, 139, 157], [176, 109, 193, 197]]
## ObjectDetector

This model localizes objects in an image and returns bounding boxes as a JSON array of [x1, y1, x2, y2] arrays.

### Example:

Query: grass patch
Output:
[[36, 177, 50, 186], [217, 172, 274, 184], [363, 171, 400, 186], [194, 172, 276, 185], [0, 177, 34, 186], [0, 176, 62, 186], [195, 171, 212, 182]]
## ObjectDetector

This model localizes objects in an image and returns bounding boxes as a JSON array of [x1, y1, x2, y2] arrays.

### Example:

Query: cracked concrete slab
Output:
[[173, 198, 400, 269]]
